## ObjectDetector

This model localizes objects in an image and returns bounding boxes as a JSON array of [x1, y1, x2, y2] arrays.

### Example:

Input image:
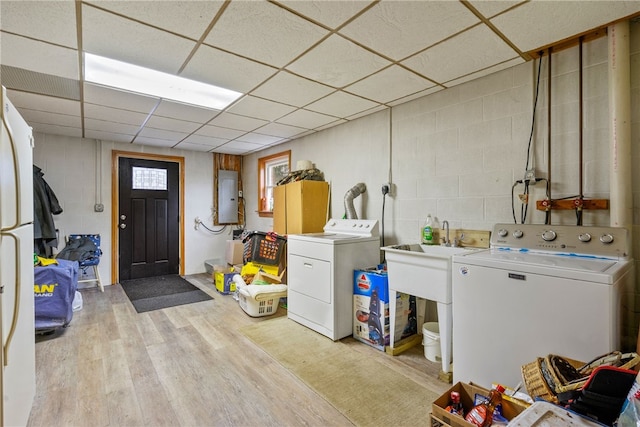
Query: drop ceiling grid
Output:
[[0, 0, 638, 154]]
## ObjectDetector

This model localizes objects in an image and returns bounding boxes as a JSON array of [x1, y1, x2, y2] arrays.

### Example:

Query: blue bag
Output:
[[34, 259, 79, 332]]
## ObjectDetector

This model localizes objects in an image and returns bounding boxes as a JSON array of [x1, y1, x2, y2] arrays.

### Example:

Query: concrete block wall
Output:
[[245, 29, 636, 241]]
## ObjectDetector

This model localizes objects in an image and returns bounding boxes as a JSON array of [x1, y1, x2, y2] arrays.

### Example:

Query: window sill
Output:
[[258, 211, 274, 218]]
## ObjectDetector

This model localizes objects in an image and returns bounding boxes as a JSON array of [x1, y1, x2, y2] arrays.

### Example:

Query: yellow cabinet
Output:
[[273, 180, 329, 235]]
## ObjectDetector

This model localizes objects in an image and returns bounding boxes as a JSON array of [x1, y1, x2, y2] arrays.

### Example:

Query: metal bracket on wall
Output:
[[535, 199, 609, 211]]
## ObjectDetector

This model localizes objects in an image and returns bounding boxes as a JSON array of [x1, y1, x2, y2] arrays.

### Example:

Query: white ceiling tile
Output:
[[182, 134, 227, 147], [315, 119, 347, 132], [467, 1, 526, 19], [85, 1, 224, 40], [402, 25, 519, 84], [0, 0, 78, 49], [0, 33, 79, 79], [210, 145, 248, 155], [492, 1, 640, 53], [252, 72, 334, 107], [205, 1, 328, 68], [182, 44, 277, 93], [444, 57, 525, 88], [20, 109, 81, 128], [255, 122, 307, 139], [84, 118, 139, 135], [173, 141, 216, 152], [138, 127, 189, 142], [340, 1, 478, 60], [277, 109, 338, 129], [346, 104, 387, 121], [83, 84, 159, 113], [153, 100, 220, 124], [275, 0, 374, 30], [218, 140, 263, 151], [235, 133, 284, 145], [387, 86, 445, 107], [131, 136, 176, 148], [145, 116, 201, 133], [345, 65, 437, 104], [82, 4, 196, 74], [287, 34, 391, 88], [30, 123, 83, 138], [207, 112, 268, 132], [84, 129, 134, 143], [6, 90, 80, 116], [83, 103, 149, 127], [305, 91, 380, 117], [195, 124, 245, 140], [227, 96, 296, 121]]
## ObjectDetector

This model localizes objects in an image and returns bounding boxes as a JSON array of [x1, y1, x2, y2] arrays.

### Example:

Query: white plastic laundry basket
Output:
[[422, 322, 441, 362]]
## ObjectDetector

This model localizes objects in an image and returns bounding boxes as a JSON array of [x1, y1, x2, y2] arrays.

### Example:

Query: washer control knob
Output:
[[498, 228, 508, 237], [541, 230, 557, 241], [578, 233, 592, 242], [513, 229, 523, 238], [600, 234, 614, 244]]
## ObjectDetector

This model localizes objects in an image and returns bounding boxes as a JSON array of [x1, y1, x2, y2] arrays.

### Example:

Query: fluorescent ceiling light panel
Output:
[[84, 53, 242, 110]]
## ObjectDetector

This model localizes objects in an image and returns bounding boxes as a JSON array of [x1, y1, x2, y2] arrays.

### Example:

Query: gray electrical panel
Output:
[[218, 170, 238, 223]]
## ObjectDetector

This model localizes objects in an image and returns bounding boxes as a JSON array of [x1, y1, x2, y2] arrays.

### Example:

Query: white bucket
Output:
[[422, 322, 441, 363]]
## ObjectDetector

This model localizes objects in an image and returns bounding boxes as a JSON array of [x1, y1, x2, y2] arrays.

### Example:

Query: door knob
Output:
[[120, 223, 126, 229]]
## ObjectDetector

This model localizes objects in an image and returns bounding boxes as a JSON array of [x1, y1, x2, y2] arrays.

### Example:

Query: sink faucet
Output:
[[441, 220, 450, 246]]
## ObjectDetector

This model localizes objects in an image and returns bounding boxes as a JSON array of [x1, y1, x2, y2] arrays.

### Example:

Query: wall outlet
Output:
[[94, 203, 104, 212], [238, 190, 243, 198]]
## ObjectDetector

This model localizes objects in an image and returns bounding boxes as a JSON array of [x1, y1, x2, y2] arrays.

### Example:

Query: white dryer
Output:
[[287, 219, 380, 340], [452, 223, 634, 389]]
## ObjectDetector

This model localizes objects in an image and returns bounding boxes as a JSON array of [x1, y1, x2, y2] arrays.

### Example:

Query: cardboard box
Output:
[[431, 382, 529, 427], [394, 292, 418, 340], [240, 261, 280, 278], [226, 240, 244, 265], [353, 268, 389, 351], [353, 268, 418, 351], [213, 265, 237, 295]]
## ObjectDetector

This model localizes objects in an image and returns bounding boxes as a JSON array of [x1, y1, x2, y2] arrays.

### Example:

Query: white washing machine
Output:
[[452, 223, 634, 390], [287, 219, 380, 340]]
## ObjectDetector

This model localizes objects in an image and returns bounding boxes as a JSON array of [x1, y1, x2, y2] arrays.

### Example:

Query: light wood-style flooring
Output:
[[27, 274, 449, 426]]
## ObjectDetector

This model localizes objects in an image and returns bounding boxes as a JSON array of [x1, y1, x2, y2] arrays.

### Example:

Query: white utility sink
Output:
[[381, 243, 482, 374]]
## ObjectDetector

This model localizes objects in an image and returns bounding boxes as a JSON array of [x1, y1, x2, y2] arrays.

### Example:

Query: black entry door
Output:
[[118, 157, 180, 280]]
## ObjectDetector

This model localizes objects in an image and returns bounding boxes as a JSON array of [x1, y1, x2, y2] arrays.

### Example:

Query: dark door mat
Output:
[[120, 274, 213, 313]]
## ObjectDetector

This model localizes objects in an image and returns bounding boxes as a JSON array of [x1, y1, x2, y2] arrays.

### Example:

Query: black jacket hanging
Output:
[[33, 165, 62, 254]]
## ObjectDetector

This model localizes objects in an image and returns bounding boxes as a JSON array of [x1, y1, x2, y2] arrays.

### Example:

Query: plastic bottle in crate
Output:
[[445, 391, 464, 418], [465, 384, 505, 427]]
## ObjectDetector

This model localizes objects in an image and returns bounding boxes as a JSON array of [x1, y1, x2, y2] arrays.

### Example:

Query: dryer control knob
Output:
[[578, 233, 592, 242], [513, 230, 523, 238], [600, 234, 614, 244], [541, 230, 557, 241], [498, 229, 508, 237]]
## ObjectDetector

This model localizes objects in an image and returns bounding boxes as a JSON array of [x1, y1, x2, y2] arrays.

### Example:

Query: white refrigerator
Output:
[[1, 86, 36, 426]]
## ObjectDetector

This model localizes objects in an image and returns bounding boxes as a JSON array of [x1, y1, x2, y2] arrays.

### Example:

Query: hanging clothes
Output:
[[33, 165, 62, 256]]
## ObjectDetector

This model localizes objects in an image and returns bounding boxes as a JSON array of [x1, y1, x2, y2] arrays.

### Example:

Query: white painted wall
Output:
[[33, 135, 234, 286]]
